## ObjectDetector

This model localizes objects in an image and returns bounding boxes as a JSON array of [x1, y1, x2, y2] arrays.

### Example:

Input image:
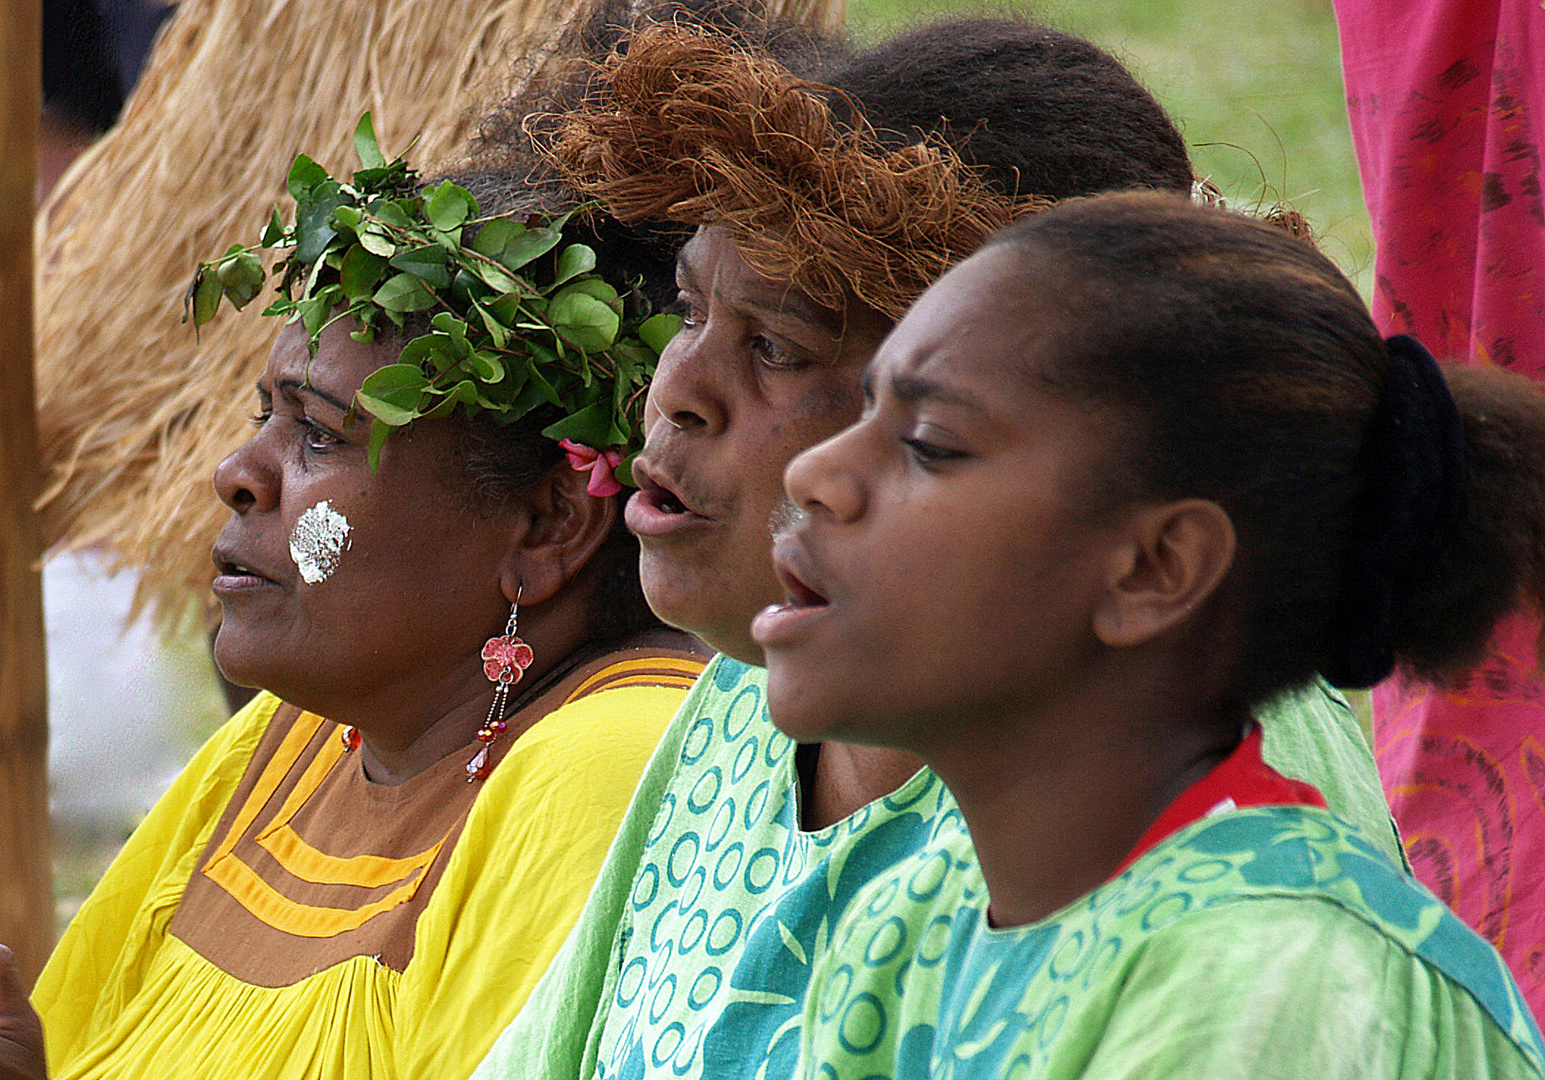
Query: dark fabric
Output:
[[1328, 335, 1467, 687]]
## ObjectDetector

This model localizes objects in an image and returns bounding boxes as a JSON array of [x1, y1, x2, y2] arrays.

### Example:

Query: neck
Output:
[[341, 597, 605, 784], [923, 660, 1233, 928], [354, 633, 588, 785], [800, 741, 925, 831]]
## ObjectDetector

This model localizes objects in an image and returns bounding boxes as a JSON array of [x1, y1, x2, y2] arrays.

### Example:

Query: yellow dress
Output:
[[33, 648, 703, 1080]]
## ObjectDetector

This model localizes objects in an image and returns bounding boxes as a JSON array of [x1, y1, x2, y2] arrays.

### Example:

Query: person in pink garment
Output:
[[1335, 0, 1545, 1017]]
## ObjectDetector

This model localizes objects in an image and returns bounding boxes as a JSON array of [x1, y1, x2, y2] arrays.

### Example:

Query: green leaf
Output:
[[372, 201, 412, 230], [215, 251, 265, 309], [389, 244, 452, 290], [297, 295, 330, 338], [524, 358, 562, 406], [504, 377, 549, 421], [468, 259, 519, 294], [485, 293, 534, 325], [470, 298, 509, 348], [468, 349, 506, 383], [373, 272, 436, 312], [367, 418, 391, 472], [286, 154, 328, 201], [350, 324, 377, 344], [313, 283, 344, 311], [431, 311, 469, 348], [639, 312, 684, 355], [540, 402, 614, 448], [471, 218, 523, 258], [349, 164, 399, 189], [333, 205, 364, 231], [556, 278, 619, 309], [295, 180, 344, 264], [358, 226, 396, 257], [353, 113, 386, 170], [360, 362, 429, 394], [397, 333, 454, 372], [420, 394, 459, 420], [497, 226, 561, 271], [340, 245, 388, 301], [357, 363, 429, 426], [549, 291, 621, 351], [554, 243, 597, 285], [261, 206, 286, 246], [425, 181, 475, 232], [191, 268, 222, 326], [613, 453, 637, 488], [356, 390, 418, 426]]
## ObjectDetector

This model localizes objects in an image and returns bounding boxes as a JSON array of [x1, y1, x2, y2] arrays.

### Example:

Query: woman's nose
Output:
[[644, 326, 730, 436], [213, 433, 279, 514]]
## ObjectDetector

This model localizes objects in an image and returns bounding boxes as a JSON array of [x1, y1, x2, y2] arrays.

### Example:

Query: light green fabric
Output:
[[799, 806, 1543, 1079], [1258, 677, 1409, 870], [474, 660, 1406, 1078]]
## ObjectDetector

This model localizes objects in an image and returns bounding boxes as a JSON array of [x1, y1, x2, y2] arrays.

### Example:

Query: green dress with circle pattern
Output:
[[473, 655, 1406, 1079], [798, 804, 1544, 1079]]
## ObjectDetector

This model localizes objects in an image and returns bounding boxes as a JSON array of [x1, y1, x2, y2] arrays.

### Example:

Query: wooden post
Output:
[[0, 0, 52, 986]]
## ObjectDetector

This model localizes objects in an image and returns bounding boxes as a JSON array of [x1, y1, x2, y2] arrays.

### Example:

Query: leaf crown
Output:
[[188, 113, 681, 475]]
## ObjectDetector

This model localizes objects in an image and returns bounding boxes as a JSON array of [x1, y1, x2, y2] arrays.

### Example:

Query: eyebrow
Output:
[[676, 249, 847, 338], [883, 369, 992, 414], [275, 377, 352, 414]]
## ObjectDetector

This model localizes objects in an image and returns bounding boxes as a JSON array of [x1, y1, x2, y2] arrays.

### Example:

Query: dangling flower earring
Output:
[[468, 586, 534, 781]]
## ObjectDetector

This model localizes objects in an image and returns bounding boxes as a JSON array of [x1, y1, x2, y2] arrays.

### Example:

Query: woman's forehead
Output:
[[679, 226, 894, 345], [265, 317, 398, 395]]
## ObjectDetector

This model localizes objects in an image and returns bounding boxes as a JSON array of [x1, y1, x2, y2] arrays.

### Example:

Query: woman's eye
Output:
[[301, 420, 342, 452], [750, 335, 806, 371], [902, 437, 964, 467], [672, 292, 706, 329]]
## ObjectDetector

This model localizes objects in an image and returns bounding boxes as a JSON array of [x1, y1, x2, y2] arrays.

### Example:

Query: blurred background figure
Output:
[[1336, 0, 1545, 1019], [40, 0, 173, 201]]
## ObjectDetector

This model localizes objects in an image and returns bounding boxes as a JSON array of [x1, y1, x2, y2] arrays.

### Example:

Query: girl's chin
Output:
[[762, 674, 845, 744]]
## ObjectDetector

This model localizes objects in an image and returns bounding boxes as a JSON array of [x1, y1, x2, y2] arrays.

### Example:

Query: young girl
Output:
[[752, 191, 1545, 1078]]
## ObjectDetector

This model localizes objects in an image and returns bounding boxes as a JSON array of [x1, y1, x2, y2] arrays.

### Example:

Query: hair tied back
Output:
[[1328, 334, 1468, 687]]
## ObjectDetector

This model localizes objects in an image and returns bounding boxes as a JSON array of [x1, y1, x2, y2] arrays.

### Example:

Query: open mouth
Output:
[[751, 538, 834, 650], [211, 548, 279, 591], [639, 484, 691, 517], [776, 560, 829, 610], [625, 461, 712, 538]]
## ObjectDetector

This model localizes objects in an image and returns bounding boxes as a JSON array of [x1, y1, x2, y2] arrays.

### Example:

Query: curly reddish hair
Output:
[[534, 23, 1050, 320]]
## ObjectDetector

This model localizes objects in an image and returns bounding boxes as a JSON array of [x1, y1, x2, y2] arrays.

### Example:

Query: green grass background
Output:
[[847, 0, 1375, 296]]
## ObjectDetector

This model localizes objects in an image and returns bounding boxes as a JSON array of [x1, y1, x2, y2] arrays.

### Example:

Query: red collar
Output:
[[1112, 727, 1326, 878]]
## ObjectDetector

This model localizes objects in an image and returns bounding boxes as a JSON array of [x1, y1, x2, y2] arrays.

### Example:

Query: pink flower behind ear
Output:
[[559, 439, 625, 497]]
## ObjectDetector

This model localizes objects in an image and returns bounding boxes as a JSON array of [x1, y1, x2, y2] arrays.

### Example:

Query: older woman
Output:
[[6, 124, 708, 1079]]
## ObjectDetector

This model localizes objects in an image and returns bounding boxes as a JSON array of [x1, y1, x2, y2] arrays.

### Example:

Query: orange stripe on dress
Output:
[[204, 846, 429, 937], [256, 822, 446, 889], [201, 710, 328, 869], [202, 709, 446, 933], [563, 656, 705, 704]]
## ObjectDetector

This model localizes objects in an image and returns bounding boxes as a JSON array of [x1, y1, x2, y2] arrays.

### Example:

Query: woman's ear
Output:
[[496, 459, 619, 607], [1092, 499, 1235, 648]]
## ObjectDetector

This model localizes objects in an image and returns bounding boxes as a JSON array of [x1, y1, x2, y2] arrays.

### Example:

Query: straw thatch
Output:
[[35, 0, 845, 629]]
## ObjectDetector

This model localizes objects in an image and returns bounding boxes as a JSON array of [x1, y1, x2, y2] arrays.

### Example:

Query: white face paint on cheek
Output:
[[289, 500, 354, 584]]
